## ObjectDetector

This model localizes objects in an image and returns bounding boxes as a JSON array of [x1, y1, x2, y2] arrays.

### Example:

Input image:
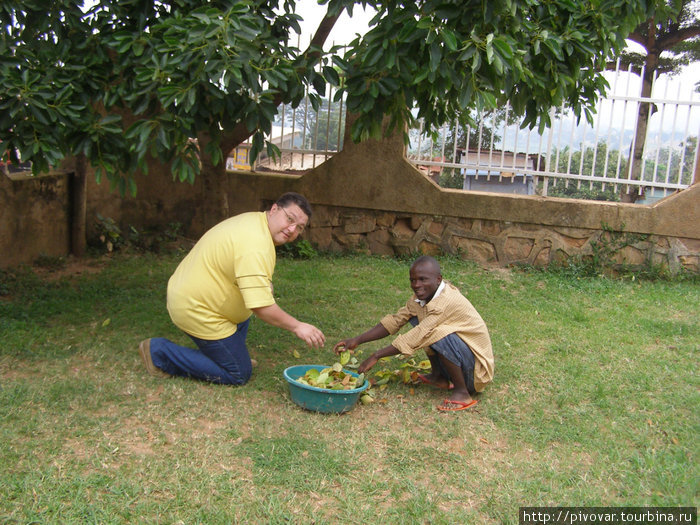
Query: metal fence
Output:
[[406, 61, 700, 203], [238, 60, 699, 204], [228, 89, 347, 173]]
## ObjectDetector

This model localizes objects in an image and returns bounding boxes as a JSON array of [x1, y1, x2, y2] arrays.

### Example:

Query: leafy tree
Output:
[[1, 0, 335, 248], [2, 0, 649, 253], [642, 135, 698, 185], [546, 142, 622, 201], [611, 0, 700, 201], [553, 142, 630, 179], [546, 182, 620, 201]]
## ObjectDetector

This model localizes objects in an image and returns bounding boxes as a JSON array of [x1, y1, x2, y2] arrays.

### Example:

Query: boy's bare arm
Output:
[[333, 323, 390, 353], [358, 344, 400, 373]]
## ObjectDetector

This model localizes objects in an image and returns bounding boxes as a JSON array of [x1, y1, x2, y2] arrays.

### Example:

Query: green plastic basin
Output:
[[283, 364, 369, 414]]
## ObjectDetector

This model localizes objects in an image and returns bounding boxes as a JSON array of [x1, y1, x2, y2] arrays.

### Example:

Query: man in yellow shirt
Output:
[[333, 256, 493, 411], [139, 192, 325, 384]]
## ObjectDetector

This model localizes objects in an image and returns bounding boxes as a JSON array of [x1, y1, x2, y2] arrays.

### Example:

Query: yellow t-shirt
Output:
[[166, 211, 276, 339]]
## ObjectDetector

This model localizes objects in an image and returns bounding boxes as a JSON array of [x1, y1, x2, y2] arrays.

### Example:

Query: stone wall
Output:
[[225, 169, 699, 274], [1, 157, 205, 269], [303, 204, 699, 274], [2, 121, 698, 273], [0, 170, 71, 268], [224, 125, 699, 274]]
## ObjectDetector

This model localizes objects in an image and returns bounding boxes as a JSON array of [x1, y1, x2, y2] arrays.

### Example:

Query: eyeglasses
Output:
[[281, 207, 306, 234]]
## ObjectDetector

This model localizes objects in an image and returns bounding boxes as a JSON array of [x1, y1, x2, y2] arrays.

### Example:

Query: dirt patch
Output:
[[31, 255, 109, 282], [0, 358, 36, 381], [484, 266, 514, 281], [1, 256, 108, 301]]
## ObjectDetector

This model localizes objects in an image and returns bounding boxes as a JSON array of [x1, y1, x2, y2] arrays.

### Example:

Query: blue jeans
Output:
[[149, 318, 253, 385], [409, 316, 476, 395]]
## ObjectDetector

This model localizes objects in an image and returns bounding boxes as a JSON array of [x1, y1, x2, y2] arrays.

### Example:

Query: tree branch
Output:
[[220, 7, 344, 155], [306, 10, 342, 57], [656, 24, 700, 51], [627, 31, 646, 46]]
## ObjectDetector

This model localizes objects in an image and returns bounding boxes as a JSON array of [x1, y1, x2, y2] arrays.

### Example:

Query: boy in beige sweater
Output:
[[333, 256, 494, 411]]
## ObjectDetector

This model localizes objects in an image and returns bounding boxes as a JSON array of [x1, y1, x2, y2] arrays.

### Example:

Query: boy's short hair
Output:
[[412, 255, 441, 274]]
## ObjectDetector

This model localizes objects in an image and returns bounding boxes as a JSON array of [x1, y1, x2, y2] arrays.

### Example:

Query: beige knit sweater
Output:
[[380, 281, 494, 392]]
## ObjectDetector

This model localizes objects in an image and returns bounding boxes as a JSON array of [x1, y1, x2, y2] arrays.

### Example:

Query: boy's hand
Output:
[[357, 354, 379, 373], [333, 338, 359, 354]]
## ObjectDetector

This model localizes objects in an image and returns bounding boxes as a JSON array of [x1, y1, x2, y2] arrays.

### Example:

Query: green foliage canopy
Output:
[[1, 0, 649, 191]]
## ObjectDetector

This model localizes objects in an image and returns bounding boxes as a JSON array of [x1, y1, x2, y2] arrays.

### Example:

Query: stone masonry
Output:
[[304, 204, 699, 273]]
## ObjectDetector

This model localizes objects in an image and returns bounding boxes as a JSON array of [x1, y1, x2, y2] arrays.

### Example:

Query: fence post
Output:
[[693, 141, 700, 186]]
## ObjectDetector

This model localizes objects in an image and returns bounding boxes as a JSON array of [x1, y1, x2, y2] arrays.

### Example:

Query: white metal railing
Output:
[[228, 37, 348, 173], [227, 88, 347, 173], [234, 60, 699, 203], [406, 61, 700, 202]]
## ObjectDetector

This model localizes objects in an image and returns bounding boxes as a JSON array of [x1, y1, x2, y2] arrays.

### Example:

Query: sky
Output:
[[291, 0, 375, 47]]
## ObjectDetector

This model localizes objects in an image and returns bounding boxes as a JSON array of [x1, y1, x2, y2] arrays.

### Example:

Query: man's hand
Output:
[[252, 304, 325, 347], [294, 322, 326, 348], [332, 338, 360, 354]]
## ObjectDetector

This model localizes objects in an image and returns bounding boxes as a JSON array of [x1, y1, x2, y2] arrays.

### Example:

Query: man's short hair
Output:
[[276, 192, 312, 220]]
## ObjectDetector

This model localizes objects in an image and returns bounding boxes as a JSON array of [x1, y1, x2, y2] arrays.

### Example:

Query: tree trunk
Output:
[[199, 145, 230, 230], [70, 153, 88, 257], [622, 55, 658, 203]]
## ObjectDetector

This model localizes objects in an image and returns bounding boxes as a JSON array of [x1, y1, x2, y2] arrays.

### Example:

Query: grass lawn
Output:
[[0, 252, 698, 524]]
